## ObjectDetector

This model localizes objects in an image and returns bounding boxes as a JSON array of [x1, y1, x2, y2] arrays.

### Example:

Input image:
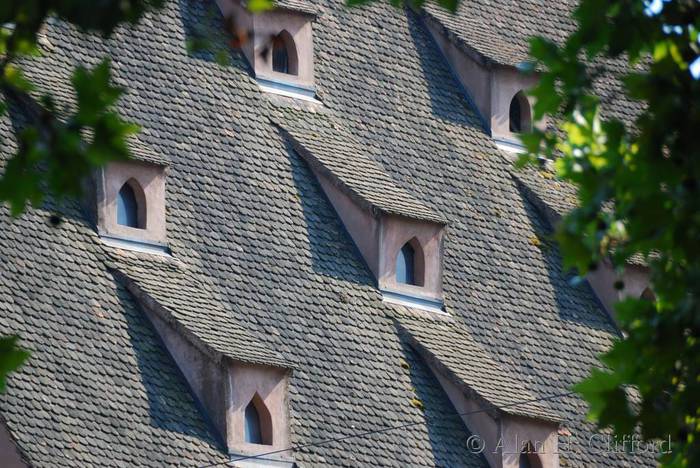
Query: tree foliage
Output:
[[0, 1, 698, 467], [0, 1, 166, 393], [517, 0, 700, 466]]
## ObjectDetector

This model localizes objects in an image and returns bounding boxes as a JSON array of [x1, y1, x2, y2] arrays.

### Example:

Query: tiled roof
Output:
[[422, 0, 645, 123], [397, 318, 560, 422], [274, 0, 318, 15], [513, 165, 579, 226], [127, 136, 170, 166], [109, 251, 293, 368], [272, 106, 447, 224], [0, 0, 656, 466]]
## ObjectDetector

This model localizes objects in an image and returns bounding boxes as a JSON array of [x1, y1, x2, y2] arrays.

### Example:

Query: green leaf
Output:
[[0, 336, 29, 393]]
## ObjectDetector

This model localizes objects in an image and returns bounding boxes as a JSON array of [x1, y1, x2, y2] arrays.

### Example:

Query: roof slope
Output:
[[273, 106, 447, 223], [0, 0, 655, 466], [397, 318, 559, 422], [109, 252, 292, 368], [422, 0, 644, 123]]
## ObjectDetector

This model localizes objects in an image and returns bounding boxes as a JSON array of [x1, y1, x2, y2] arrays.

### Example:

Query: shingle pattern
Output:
[[513, 166, 579, 225], [272, 106, 447, 224], [397, 318, 559, 422], [422, 0, 645, 123], [275, 0, 318, 15], [109, 251, 292, 368], [127, 136, 171, 166], [0, 0, 657, 466]]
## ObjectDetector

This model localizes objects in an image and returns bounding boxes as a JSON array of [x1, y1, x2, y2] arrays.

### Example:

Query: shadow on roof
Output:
[[396, 334, 488, 467], [405, 9, 488, 132], [114, 279, 227, 452], [515, 183, 619, 334], [286, 139, 379, 288]]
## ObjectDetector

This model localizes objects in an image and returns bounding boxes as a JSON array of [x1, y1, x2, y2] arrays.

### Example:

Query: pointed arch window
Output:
[[271, 31, 298, 75], [243, 393, 273, 445], [244, 402, 263, 444], [117, 180, 145, 229], [509, 91, 532, 134], [519, 442, 543, 468], [641, 287, 656, 302], [396, 239, 425, 287]]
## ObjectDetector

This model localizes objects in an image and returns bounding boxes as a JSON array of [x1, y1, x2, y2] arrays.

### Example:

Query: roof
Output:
[[513, 165, 579, 225], [274, 0, 318, 15], [272, 106, 447, 224], [397, 317, 560, 422], [108, 251, 293, 368], [422, 0, 645, 123], [0, 0, 656, 466]]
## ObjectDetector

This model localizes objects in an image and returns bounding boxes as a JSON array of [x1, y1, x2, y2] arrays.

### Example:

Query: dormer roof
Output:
[[109, 253, 292, 369], [421, 1, 643, 123], [422, 0, 577, 67], [273, 0, 318, 16], [272, 108, 447, 225], [397, 317, 560, 423]]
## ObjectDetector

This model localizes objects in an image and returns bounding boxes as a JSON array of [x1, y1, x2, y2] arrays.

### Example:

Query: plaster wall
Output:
[[218, 0, 314, 87], [314, 170, 380, 275], [226, 363, 291, 456], [379, 215, 444, 299], [97, 161, 167, 244], [500, 415, 558, 468], [431, 367, 500, 467], [424, 17, 492, 123], [490, 66, 539, 141], [139, 299, 229, 444], [587, 259, 651, 316], [0, 422, 27, 468]]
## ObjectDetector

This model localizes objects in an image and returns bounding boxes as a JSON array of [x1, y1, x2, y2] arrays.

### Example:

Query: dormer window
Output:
[[509, 91, 531, 134], [271, 31, 298, 75], [96, 161, 168, 253], [218, 0, 316, 100], [117, 180, 145, 229]]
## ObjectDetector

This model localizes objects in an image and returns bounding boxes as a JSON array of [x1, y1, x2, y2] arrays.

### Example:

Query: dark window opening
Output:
[[509, 91, 531, 134], [244, 402, 263, 444], [396, 243, 415, 285], [270, 30, 298, 75], [519, 443, 543, 468], [243, 393, 273, 445], [272, 35, 289, 74], [117, 182, 141, 228]]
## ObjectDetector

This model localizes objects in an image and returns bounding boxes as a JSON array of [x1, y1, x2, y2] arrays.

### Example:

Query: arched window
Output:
[[117, 180, 145, 229], [509, 91, 531, 134], [519, 442, 543, 468], [243, 393, 273, 445], [244, 402, 263, 444], [395, 238, 425, 286], [641, 287, 656, 302], [271, 31, 298, 75]]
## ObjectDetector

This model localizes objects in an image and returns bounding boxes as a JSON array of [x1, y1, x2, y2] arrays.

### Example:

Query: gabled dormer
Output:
[[111, 256, 295, 465], [419, 6, 540, 153], [273, 109, 447, 313], [91, 138, 170, 255], [217, 0, 317, 101]]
